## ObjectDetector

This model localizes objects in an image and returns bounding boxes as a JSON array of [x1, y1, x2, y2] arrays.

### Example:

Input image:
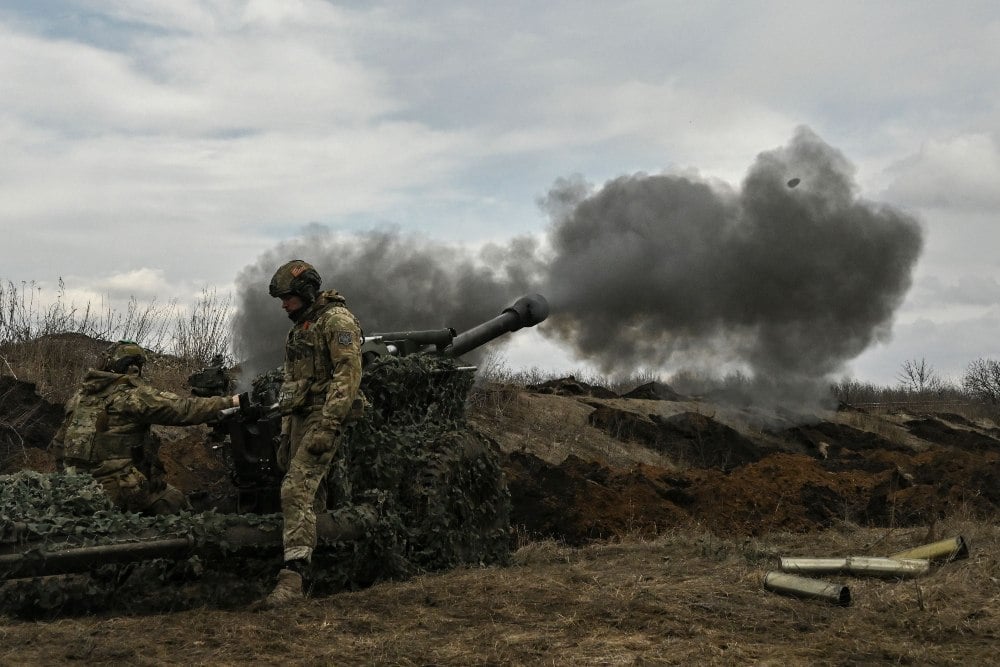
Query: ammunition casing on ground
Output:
[[779, 556, 930, 578], [891, 536, 969, 563], [763, 571, 851, 606]]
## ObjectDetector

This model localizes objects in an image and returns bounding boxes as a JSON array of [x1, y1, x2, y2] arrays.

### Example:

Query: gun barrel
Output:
[[0, 537, 194, 579], [445, 294, 549, 358], [1, 508, 376, 580], [366, 328, 456, 349]]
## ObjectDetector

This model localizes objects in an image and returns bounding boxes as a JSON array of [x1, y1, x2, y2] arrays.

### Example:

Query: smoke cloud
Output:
[[543, 127, 923, 384], [233, 127, 923, 400], [232, 227, 541, 379]]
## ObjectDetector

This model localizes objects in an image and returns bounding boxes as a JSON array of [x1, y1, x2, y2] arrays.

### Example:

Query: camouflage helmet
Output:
[[101, 340, 147, 374], [269, 260, 322, 303]]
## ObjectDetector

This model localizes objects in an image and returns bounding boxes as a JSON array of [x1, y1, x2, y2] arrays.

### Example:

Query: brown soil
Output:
[[0, 377, 65, 469], [6, 373, 1000, 543], [4, 364, 1000, 663]]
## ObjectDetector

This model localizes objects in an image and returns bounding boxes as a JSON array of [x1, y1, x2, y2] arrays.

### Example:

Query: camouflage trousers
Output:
[[65, 458, 189, 515], [279, 409, 341, 562]]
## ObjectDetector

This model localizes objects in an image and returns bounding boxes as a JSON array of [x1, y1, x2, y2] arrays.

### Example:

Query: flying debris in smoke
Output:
[[539, 126, 923, 395], [233, 126, 922, 401]]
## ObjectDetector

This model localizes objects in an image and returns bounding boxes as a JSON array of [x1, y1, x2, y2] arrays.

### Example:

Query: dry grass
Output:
[[476, 351, 661, 396], [6, 297, 1000, 664], [469, 388, 677, 469], [0, 336, 203, 406], [0, 280, 232, 403], [0, 333, 107, 404], [2, 517, 997, 665], [835, 409, 929, 450]]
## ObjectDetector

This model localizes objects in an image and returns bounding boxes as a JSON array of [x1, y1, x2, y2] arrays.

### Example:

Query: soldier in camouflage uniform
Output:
[[50, 341, 242, 515], [263, 259, 363, 608]]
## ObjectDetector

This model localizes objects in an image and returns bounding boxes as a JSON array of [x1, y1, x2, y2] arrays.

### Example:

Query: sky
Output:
[[2, 1, 999, 387]]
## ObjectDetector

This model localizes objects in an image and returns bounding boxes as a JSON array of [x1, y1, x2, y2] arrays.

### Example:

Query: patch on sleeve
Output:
[[336, 331, 354, 346]]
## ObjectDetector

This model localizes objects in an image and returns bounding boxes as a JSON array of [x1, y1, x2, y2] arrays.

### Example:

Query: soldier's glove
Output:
[[303, 418, 341, 456]]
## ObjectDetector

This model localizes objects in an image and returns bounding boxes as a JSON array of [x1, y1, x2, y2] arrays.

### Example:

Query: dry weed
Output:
[[5, 519, 997, 665]]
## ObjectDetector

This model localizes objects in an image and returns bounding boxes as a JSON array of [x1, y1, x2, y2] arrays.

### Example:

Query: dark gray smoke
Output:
[[232, 226, 540, 380], [541, 126, 923, 403], [233, 127, 923, 400]]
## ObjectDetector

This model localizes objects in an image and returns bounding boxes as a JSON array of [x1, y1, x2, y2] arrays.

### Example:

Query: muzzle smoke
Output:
[[233, 127, 923, 400], [232, 228, 539, 379]]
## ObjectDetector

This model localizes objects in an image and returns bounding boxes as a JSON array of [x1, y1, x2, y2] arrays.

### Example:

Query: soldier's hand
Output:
[[303, 419, 341, 455]]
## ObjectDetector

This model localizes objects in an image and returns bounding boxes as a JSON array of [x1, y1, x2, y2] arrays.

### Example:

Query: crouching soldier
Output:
[[49, 340, 242, 515]]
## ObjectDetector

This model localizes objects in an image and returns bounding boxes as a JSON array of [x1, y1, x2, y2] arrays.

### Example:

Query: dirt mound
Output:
[[587, 405, 764, 470], [620, 381, 684, 401], [0, 377, 64, 470], [780, 421, 913, 458], [503, 450, 882, 541], [527, 376, 617, 398], [904, 416, 1000, 452], [6, 340, 1000, 551], [503, 452, 693, 543], [157, 429, 238, 512], [503, 443, 1000, 542]]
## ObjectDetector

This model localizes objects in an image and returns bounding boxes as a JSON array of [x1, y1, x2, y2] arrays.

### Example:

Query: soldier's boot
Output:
[[262, 568, 304, 608]]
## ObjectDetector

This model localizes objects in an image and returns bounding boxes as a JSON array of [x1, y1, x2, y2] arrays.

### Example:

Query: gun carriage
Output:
[[0, 295, 548, 615]]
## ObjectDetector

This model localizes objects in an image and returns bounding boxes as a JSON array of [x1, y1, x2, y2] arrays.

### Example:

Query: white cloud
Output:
[[89, 268, 173, 298], [483, 78, 796, 184], [849, 308, 1000, 385], [76, 0, 219, 34], [911, 274, 1000, 310], [882, 134, 1000, 211], [3, 2, 1000, 380], [0, 4, 393, 133], [79, 0, 346, 37], [0, 25, 203, 132]]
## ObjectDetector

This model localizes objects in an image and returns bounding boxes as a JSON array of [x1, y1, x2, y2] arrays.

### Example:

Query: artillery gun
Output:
[[218, 293, 549, 512], [0, 295, 548, 616]]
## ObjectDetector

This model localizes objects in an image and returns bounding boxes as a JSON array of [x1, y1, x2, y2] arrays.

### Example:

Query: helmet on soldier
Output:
[[101, 340, 147, 374], [269, 260, 322, 305]]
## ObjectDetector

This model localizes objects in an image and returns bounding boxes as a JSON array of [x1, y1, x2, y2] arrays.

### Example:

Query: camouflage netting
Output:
[[0, 354, 509, 617], [333, 354, 510, 571]]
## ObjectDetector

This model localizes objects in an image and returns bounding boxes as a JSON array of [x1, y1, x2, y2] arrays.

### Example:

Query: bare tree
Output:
[[897, 358, 941, 393], [174, 288, 233, 365], [962, 358, 1000, 404]]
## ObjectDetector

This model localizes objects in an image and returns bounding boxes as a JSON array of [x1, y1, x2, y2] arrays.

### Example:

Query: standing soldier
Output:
[[50, 341, 242, 515], [263, 259, 363, 608]]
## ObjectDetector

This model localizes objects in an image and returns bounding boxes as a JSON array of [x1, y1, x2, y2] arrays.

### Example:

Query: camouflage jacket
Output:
[[279, 289, 363, 425], [53, 369, 232, 464]]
